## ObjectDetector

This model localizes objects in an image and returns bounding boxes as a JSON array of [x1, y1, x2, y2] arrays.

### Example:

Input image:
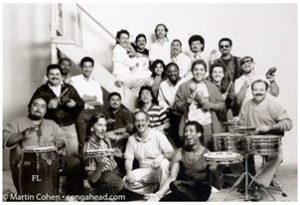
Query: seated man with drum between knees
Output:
[[144, 121, 212, 201], [83, 114, 124, 195], [3, 97, 84, 196], [234, 79, 292, 200]]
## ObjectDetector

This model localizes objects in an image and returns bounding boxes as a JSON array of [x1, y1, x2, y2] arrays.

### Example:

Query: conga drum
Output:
[[19, 146, 59, 195]]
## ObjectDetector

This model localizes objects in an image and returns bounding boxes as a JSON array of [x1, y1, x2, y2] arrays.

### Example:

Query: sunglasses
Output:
[[219, 45, 230, 48], [241, 59, 253, 65]]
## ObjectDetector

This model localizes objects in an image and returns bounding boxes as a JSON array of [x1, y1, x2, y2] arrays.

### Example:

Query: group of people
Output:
[[3, 23, 293, 201]]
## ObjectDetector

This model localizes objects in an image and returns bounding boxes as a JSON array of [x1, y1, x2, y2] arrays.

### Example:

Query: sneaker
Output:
[[249, 187, 263, 201]]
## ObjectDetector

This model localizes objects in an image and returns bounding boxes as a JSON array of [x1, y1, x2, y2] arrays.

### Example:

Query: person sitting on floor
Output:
[[123, 111, 174, 196], [144, 121, 212, 201], [83, 114, 124, 196]]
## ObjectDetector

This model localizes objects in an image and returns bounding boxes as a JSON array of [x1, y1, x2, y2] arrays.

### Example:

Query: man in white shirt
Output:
[[234, 56, 279, 115], [70, 56, 104, 156], [149, 24, 171, 64], [112, 29, 149, 95], [158, 62, 184, 147], [158, 62, 184, 110], [170, 39, 192, 79], [124, 111, 174, 195], [188, 35, 208, 63]]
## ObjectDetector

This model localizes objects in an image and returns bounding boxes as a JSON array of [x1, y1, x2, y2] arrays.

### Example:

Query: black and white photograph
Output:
[[2, 1, 298, 202]]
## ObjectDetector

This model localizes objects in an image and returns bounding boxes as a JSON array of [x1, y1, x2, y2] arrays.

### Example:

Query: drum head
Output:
[[213, 132, 244, 138], [204, 151, 242, 160], [23, 146, 57, 152], [248, 135, 281, 140]]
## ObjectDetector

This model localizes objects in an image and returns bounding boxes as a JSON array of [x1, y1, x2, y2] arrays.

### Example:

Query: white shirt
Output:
[[70, 74, 103, 109], [188, 82, 212, 125], [234, 72, 270, 102], [171, 53, 192, 78], [112, 44, 138, 81], [149, 39, 171, 63], [48, 83, 62, 98], [124, 128, 174, 168], [158, 78, 184, 109], [190, 52, 209, 63]]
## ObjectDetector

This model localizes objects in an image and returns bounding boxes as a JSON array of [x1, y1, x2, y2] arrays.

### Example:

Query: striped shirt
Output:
[[83, 136, 117, 172], [135, 104, 168, 129]]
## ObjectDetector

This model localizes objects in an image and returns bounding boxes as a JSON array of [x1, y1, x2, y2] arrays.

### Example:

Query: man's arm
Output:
[[236, 82, 249, 106], [3, 120, 32, 149], [174, 84, 190, 113], [269, 81, 280, 97]]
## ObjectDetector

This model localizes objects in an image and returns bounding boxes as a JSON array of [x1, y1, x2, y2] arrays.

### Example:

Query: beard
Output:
[[28, 113, 42, 120]]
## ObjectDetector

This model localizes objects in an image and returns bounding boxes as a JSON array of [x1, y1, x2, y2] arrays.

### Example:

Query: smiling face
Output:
[[118, 33, 129, 47], [171, 41, 182, 57], [29, 98, 47, 120], [81, 61, 94, 78], [140, 89, 153, 104], [47, 68, 63, 86], [241, 57, 254, 74], [155, 25, 167, 39], [211, 66, 225, 83], [166, 64, 180, 84], [134, 112, 149, 134], [136, 36, 146, 50], [190, 40, 203, 53], [219, 40, 232, 56], [60, 59, 72, 76], [184, 124, 200, 147], [92, 117, 107, 139], [109, 95, 121, 110], [154, 63, 164, 76], [192, 63, 206, 82], [252, 81, 267, 103]]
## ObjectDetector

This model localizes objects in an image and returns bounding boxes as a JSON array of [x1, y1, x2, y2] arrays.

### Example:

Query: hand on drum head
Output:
[[54, 139, 65, 149], [255, 125, 271, 134]]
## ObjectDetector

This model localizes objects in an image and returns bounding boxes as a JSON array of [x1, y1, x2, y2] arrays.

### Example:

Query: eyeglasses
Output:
[[241, 59, 253, 65], [219, 45, 230, 48]]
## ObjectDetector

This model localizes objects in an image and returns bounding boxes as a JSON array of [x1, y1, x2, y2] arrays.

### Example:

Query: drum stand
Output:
[[248, 156, 287, 199], [223, 153, 254, 201]]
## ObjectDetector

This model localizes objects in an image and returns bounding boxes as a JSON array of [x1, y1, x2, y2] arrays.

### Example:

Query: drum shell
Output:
[[19, 149, 59, 195], [248, 135, 281, 156], [213, 133, 245, 153]]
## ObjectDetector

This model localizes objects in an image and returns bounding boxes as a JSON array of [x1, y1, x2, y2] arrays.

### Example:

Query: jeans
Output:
[[161, 180, 212, 201], [75, 108, 103, 156], [90, 170, 124, 195]]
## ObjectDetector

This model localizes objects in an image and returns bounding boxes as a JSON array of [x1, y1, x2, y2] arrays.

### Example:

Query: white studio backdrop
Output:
[[2, 4, 297, 169]]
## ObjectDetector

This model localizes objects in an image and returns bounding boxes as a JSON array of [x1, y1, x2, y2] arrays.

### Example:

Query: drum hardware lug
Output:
[[36, 152, 40, 172], [46, 159, 53, 165], [24, 161, 31, 166]]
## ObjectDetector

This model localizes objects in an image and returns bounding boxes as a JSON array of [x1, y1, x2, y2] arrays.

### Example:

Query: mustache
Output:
[[255, 94, 264, 97]]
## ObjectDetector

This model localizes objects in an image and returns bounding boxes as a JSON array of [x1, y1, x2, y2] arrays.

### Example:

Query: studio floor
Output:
[[2, 163, 297, 202]]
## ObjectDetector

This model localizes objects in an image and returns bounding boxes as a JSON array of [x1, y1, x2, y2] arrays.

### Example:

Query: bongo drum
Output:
[[203, 152, 243, 165], [213, 132, 246, 153], [247, 135, 282, 156], [19, 146, 58, 195]]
